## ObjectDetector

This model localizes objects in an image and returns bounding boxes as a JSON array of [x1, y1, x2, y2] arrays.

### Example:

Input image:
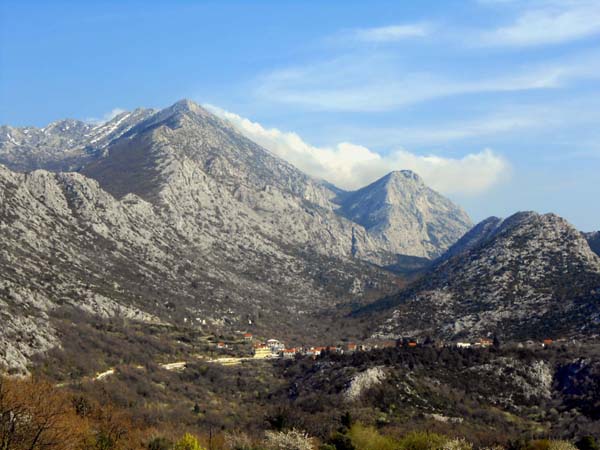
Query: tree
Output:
[[340, 411, 353, 430], [576, 437, 599, 450], [0, 376, 88, 450], [493, 335, 501, 349]]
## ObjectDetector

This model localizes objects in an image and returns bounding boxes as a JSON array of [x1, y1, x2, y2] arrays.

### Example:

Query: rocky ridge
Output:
[[363, 211, 600, 341], [0, 109, 155, 172]]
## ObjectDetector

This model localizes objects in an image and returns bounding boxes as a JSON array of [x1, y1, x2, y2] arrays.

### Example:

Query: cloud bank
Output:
[[207, 105, 510, 195]]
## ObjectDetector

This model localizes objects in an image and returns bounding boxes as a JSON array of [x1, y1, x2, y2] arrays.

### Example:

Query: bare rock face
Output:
[[364, 212, 600, 341], [337, 170, 472, 259]]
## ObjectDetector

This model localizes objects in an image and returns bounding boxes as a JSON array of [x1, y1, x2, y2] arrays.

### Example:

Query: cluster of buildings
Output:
[[249, 337, 364, 360], [217, 333, 560, 361], [247, 336, 409, 360]]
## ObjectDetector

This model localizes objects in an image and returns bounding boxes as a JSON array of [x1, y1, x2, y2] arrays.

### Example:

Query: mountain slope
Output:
[[0, 163, 399, 372], [361, 212, 600, 341], [584, 231, 600, 257], [337, 170, 472, 259]]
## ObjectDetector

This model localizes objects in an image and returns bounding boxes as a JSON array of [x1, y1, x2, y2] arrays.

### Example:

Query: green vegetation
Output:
[[13, 314, 600, 448], [1, 374, 599, 450], [0, 378, 598, 450]]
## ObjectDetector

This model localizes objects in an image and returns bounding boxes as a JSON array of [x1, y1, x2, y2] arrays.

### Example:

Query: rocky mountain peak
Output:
[[114, 99, 214, 139], [169, 98, 207, 114], [41, 119, 92, 136], [338, 171, 472, 258], [438, 215, 503, 262], [383, 169, 423, 185]]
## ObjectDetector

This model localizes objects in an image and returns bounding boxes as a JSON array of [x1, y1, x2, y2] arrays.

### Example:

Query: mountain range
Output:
[[0, 99, 470, 372], [1, 99, 599, 373]]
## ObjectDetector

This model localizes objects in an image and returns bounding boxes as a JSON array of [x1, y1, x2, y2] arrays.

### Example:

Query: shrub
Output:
[[327, 432, 355, 450], [528, 440, 551, 450], [174, 433, 206, 450], [347, 423, 398, 450], [320, 445, 337, 450], [225, 431, 254, 450], [441, 439, 473, 450], [576, 437, 599, 450], [548, 442, 578, 450], [148, 436, 174, 450], [0, 376, 89, 450], [399, 431, 449, 450], [264, 429, 315, 450]]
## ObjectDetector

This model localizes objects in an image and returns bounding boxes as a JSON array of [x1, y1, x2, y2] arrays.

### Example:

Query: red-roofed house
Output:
[[282, 348, 297, 359]]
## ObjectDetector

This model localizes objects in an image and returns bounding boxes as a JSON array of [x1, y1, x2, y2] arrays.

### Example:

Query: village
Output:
[[209, 332, 561, 364]]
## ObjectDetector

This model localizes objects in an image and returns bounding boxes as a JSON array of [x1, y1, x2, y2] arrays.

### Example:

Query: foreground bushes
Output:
[[0, 375, 597, 450], [323, 425, 592, 450]]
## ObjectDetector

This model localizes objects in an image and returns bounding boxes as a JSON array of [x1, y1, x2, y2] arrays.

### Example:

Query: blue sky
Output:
[[1, 0, 599, 230]]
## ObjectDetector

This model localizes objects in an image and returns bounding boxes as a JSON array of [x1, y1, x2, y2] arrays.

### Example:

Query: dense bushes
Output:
[[0, 374, 595, 450], [14, 336, 600, 448]]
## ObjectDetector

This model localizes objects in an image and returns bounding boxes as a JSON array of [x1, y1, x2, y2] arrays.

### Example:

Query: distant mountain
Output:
[[337, 170, 471, 259], [0, 109, 155, 172], [0, 99, 470, 372], [1, 101, 472, 264], [360, 212, 600, 341], [584, 231, 600, 257]]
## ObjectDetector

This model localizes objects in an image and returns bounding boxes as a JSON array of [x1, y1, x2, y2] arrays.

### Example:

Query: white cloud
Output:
[[351, 24, 429, 42], [480, 0, 600, 47], [254, 51, 599, 112], [85, 108, 126, 125], [207, 105, 511, 195], [349, 106, 560, 147]]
